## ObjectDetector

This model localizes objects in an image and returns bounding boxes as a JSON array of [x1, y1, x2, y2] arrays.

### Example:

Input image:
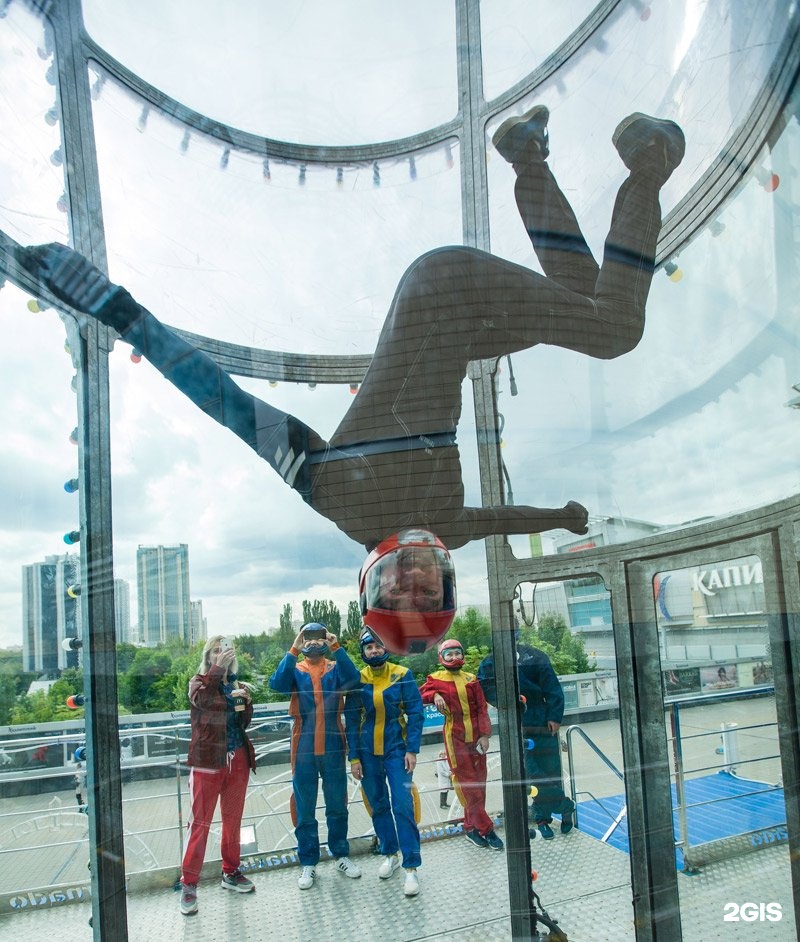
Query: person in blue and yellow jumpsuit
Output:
[[420, 639, 504, 851], [269, 623, 361, 890], [346, 628, 424, 897]]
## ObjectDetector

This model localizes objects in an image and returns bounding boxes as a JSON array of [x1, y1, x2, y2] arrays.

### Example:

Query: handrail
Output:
[[667, 693, 784, 872], [564, 724, 625, 835]]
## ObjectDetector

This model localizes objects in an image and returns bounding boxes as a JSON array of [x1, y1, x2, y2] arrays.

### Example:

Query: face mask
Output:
[[301, 642, 329, 658], [363, 650, 390, 667]]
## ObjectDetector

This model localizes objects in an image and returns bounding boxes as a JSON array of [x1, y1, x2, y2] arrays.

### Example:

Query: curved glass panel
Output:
[[2, 3, 799, 939], [481, 0, 599, 101], [488, 0, 789, 267], [0, 2, 67, 245], [489, 5, 798, 550], [82, 0, 458, 144], [108, 360, 366, 639], [499, 122, 799, 548], [0, 281, 80, 654], [90, 71, 463, 353]]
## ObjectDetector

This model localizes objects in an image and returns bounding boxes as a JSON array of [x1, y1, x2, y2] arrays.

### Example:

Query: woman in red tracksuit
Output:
[[179, 635, 257, 916], [420, 639, 504, 850]]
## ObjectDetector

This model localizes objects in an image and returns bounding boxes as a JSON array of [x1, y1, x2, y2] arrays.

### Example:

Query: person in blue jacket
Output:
[[269, 622, 361, 889], [346, 628, 424, 897], [478, 640, 574, 840]]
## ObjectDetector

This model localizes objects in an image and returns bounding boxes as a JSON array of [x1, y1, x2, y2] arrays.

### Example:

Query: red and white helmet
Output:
[[359, 528, 456, 656], [438, 638, 465, 670]]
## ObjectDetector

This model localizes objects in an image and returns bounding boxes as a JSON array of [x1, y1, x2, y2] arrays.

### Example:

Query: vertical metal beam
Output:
[[48, 2, 128, 938], [456, 1, 537, 937], [620, 560, 683, 942], [767, 525, 800, 942]]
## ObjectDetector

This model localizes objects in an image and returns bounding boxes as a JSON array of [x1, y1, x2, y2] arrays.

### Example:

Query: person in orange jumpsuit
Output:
[[420, 639, 503, 850]]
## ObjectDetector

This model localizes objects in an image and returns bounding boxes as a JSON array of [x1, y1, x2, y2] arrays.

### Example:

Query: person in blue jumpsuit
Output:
[[346, 628, 424, 897], [478, 640, 574, 840], [269, 623, 361, 889]]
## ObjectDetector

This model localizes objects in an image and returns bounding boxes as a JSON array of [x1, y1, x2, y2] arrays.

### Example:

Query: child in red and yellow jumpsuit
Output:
[[420, 640, 504, 850]]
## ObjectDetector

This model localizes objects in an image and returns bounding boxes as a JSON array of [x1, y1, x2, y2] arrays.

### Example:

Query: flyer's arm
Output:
[[22, 243, 313, 501]]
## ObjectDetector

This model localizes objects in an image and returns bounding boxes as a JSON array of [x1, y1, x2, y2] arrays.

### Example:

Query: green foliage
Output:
[[0, 648, 37, 725], [0, 602, 594, 723], [277, 605, 295, 649], [302, 600, 341, 633], [447, 607, 492, 651], [518, 612, 596, 675], [118, 648, 174, 713], [343, 601, 363, 643]]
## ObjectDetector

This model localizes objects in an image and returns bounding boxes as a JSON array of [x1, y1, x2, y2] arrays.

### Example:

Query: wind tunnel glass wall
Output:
[[2, 0, 800, 939], [0, 4, 67, 246], [654, 554, 795, 932], [487, 8, 800, 552], [89, 67, 464, 353], [82, 0, 459, 145]]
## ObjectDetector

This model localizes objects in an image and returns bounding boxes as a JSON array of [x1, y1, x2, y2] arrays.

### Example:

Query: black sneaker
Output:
[[612, 113, 685, 183], [464, 828, 489, 848], [528, 827, 538, 840], [221, 869, 255, 893], [560, 810, 574, 834], [492, 105, 550, 163], [538, 823, 555, 840], [485, 830, 505, 851]]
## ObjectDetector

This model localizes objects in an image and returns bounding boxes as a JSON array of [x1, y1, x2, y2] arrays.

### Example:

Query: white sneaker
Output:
[[297, 866, 316, 890], [378, 854, 401, 880], [335, 857, 362, 879], [403, 869, 420, 897]]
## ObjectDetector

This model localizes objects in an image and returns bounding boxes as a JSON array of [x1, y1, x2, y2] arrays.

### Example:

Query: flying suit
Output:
[[478, 644, 574, 824], [346, 662, 424, 868], [419, 668, 494, 837], [269, 643, 360, 866], [25, 116, 682, 552]]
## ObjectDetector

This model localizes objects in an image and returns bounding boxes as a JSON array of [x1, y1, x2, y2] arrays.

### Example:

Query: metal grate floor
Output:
[[0, 828, 794, 941]]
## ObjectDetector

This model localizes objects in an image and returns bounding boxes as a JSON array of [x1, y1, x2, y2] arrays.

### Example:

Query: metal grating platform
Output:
[[0, 824, 794, 940]]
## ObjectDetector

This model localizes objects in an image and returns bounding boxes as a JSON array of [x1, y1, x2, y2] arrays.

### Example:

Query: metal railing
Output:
[[666, 686, 784, 871], [563, 688, 785, 870], [565, 724, 627, 842], [0, 720, 467, 898]]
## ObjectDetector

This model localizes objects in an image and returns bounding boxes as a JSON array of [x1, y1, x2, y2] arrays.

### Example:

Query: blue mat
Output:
[[573, 771, 786, 867]]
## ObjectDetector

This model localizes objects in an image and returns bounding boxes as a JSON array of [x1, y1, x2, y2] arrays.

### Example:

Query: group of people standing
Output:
[[178, 623, 574, 915]]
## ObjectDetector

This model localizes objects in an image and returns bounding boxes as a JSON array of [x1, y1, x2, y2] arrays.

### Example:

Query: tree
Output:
[[277, 604, 295, 649], [343, 600, 363, 642], [0, 647, 37, 724], [301, 600, 341, 634], [537, 612, 567, 649], [118, 648, 174, 714], [447, 607, 492, 650], [518, 612, 596, 676]]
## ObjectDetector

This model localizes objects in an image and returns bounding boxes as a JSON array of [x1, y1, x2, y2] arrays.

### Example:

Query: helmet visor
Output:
[[366, 546, 455, 614]]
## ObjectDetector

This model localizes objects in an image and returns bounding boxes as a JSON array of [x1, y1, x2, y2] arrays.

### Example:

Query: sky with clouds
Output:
[[1, 0, 799, 649]]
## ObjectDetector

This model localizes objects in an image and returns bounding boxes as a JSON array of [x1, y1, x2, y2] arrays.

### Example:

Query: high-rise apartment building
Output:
[[136, 544, 192, 646], [22, 553, 81, 674], [114, 578, 133, 643], [190, 599, 207, 646]]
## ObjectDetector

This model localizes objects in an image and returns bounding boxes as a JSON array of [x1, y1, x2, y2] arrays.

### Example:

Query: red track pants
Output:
[[446, 737, 493, 836], [181, 746, 250, 885]]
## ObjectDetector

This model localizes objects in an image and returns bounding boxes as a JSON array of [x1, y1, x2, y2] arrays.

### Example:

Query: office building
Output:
[[190, 599, 207, 646], [136, 544, 192, 646], [22, 553, 81, 674], [114, 578, 133, 643]]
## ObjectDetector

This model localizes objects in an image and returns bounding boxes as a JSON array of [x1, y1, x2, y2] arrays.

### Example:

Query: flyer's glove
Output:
[[20, 243, 124, 320]]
